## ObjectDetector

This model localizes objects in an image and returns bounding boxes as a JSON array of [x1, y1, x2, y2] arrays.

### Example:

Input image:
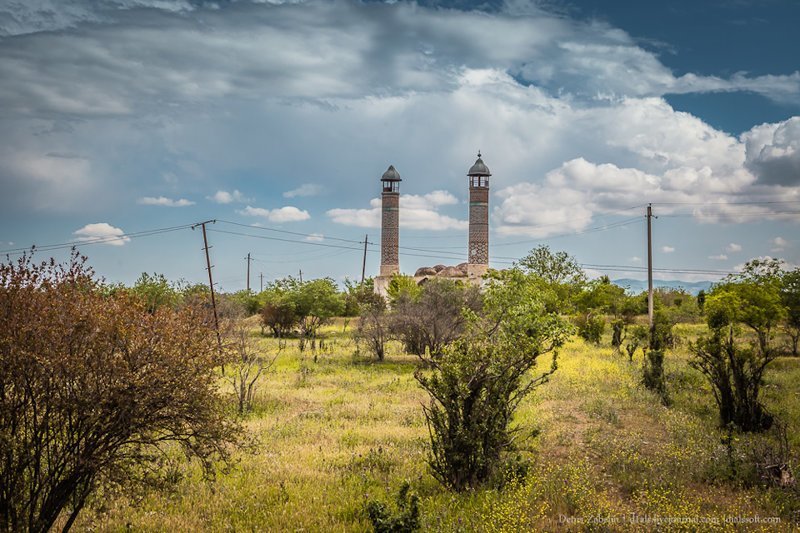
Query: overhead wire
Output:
[[0, 223, 196, 256]]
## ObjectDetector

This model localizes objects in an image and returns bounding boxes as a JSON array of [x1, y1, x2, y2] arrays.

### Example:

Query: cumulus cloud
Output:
[[0, 0, 798, 249], [327, 191, 466, 230], [0, 1, 796, 123], [726, 243, 743, 253], [771, 236, 788, 252], [138, 196, 194, 207], [661, 245, 675, 253], [742, 117, 800, 186], [284, 184, 324, 198], [305, 233, 324, 242], [208, 190, 247, 204], [238, 205, 310, 223], [709, 254, 728, 260], [73, 222, 129, 246]]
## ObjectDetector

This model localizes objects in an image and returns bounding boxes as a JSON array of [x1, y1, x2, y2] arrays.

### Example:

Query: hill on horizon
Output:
[[612, 278, 714, 295]]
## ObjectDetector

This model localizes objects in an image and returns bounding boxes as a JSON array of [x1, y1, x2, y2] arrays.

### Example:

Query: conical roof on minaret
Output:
[[381, 165, 402, 182], [467, 152, 491, 177]]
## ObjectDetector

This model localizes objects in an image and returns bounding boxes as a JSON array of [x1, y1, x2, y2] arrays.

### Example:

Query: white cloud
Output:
[[771, 236, 788, 252], [661, 245, 675, 253], [0, 0, 798, 270], [630, 256, 641, 263], [137, 196, 194, 207], [326, 207, 380, 228], [742, 117, 800, 185], [73, 222, 129, 246], [726, 243, 742, 253], [327, 191, 465, 230], [238, 205, 310, 223], [709, 254, 728, 260], [208, 190, 247, 204], [305, 233, 324, 242], [284, 184, 324, 198]]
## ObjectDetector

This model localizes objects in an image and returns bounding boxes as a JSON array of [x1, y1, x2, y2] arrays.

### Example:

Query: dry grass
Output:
[[74, 321, 800, 532]]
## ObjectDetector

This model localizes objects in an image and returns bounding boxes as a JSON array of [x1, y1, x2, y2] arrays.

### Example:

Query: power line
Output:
[[659, 210, 800, 218], [0, 223, 196, 256], [216, 219, 364, 246], [207, 228, 366, 252], [653, 199, 800, 206], [492, 217, 644, 248]]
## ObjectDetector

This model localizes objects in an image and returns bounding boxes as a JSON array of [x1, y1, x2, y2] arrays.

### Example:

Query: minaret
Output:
[[467, 152, 490, 279], [380, 165, 401, 277]]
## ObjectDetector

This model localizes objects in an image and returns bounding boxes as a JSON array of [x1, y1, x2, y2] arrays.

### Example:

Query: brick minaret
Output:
[[380, 165, 401, 277], [467, 152, 490, 279]]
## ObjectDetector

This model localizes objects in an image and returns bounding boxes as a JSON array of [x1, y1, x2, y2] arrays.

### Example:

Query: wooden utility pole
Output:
[[260, 272, 264, 292], [299, 269, 303, 283], [192, 220, 222, 354], [246, 252, 252, 292], [646, 204, 654, 327], [361, 234, 368, 284]]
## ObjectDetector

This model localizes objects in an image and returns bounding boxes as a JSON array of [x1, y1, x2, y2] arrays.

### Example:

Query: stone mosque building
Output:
[[374, 153, 491, 296]]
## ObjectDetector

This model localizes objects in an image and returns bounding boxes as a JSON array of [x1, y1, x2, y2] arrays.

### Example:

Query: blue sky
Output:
[[0, 0, 798, 290]]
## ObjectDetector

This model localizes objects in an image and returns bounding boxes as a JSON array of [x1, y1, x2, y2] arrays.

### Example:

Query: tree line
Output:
[[2, 247, 798, 531]]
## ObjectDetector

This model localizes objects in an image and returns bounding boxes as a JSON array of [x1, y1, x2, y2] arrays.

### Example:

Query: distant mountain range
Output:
[[611, 278, 715, 296]]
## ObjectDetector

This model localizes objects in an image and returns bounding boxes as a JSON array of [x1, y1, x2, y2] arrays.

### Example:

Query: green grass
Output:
[[74, 319, 800, 532]]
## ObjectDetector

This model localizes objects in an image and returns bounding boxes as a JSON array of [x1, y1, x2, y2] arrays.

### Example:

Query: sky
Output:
[[0, 0, 798, 290]]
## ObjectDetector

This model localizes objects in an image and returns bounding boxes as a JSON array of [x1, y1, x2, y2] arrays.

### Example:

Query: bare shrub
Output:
[[0, 252, 240, 532]]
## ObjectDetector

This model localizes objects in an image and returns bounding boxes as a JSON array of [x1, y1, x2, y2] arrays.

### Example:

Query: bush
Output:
[[390, 278, 481, 356], [355, 293, 390, 361], [222, 315, 274, 414], [260, 293, 298, 338], [0, 253, 240, 532], [690, 333, 774, 432], [642, 310, 673, 406], [575, 313, 604, 345], [366, 482, 420, 533], [691, 267, 784, 432], [611, 319, 625, 351], [624, 325, 648, 362], [415, 269, 569, 491]]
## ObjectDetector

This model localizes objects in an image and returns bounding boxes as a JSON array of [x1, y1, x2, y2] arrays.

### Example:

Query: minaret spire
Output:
[[467, 152, 491, 280], [379, 165, 401, 278]]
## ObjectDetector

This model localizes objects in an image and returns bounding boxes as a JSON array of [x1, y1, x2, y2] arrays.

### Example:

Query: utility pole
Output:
[[192, 220, 222, 355], [260, 272, 264, 293], [299, 269, 303, 283], [646, 204, 654, 327], [246, 252, 252, 292], [361, 234, 368, 284]]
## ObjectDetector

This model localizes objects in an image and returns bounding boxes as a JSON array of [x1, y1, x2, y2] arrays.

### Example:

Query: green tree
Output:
[[577, 276, 626, 315], [780, 268, 800, 356], [260, 290, 298, 340], [343, 277, 375, 316], [697, 289, 706, 315], [415, 268, 570, 491], [226, 289, 262, 316], [130, 272, 180, 313], [517, 245, 586, 312], [689, 259, 786, 432], [386, 274, 422, 306], [290, 278, 345, 350]]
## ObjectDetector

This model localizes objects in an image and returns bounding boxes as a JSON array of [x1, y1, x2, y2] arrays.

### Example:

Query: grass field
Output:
[[75, 319, 800, 531]]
